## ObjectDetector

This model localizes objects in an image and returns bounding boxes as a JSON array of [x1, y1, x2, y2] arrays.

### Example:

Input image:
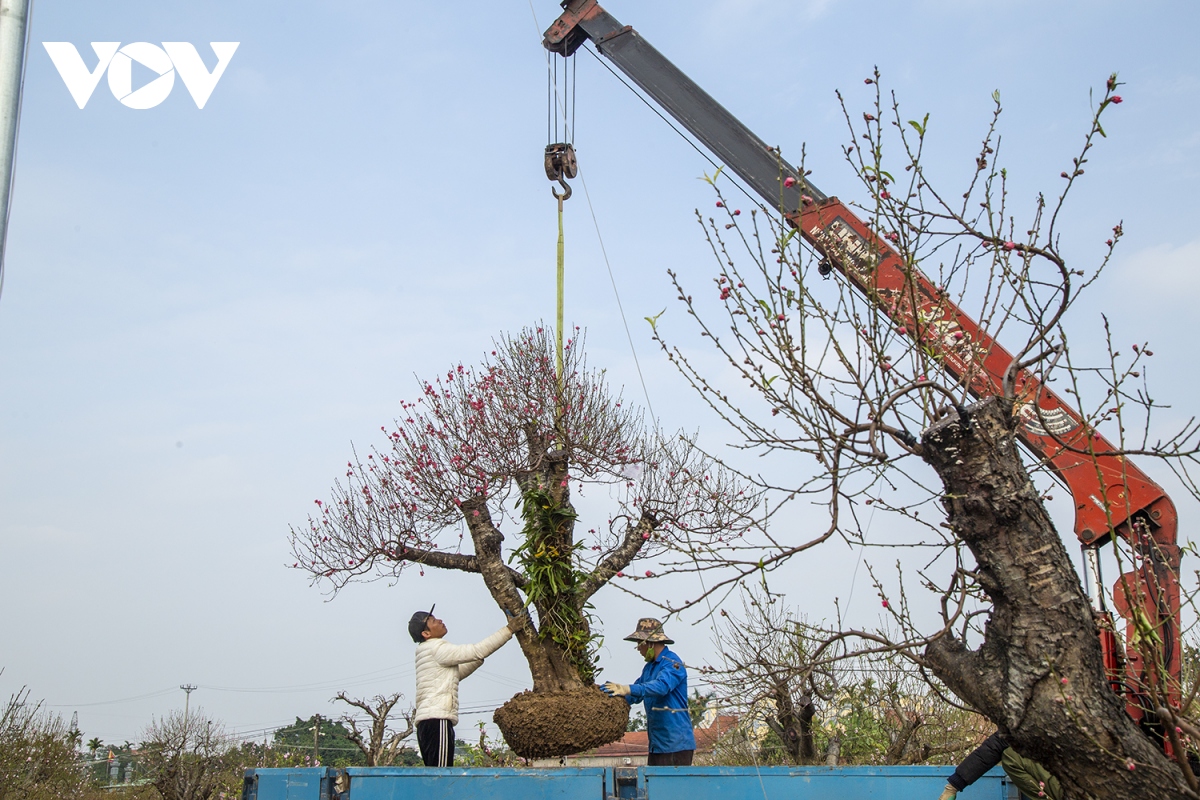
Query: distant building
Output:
[[532, 715, 739, 767]]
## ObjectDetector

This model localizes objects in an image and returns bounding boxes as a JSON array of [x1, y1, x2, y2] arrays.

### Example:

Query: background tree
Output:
[[0, 687, 93, 800], [688, 689, 714, 727], [333, 692, 413, 766], [652, 72, 1200, 798], [290, 327, 757, 757], [139, 709, 230, 800], [702, 590, 988, 766], [272, 715, 362, 766]]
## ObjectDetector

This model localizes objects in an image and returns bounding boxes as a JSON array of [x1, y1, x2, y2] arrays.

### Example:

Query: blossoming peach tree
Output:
[[289, 326, 757, 756]]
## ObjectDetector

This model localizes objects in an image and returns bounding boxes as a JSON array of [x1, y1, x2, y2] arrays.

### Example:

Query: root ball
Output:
[[493, 686, 630, 759]]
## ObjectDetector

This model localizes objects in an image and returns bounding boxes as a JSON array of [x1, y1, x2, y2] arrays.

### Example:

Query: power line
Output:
[[46, 663, 416, 710], [46, 687, 177, 708], [201, 665, 413, 695]]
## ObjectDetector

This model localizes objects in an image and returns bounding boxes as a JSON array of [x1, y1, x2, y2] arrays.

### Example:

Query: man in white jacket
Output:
[[408, 605, 523, 767]]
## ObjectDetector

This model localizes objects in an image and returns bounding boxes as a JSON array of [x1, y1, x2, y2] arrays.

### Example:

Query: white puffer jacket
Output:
[[413, 626, 512, 724]]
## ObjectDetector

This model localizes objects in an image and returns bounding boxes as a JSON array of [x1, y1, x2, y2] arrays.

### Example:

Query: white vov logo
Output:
[[43, 42, 239, 109]]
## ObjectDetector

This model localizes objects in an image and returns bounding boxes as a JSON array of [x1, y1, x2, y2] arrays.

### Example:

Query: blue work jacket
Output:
[[625, 646, 696, 754]]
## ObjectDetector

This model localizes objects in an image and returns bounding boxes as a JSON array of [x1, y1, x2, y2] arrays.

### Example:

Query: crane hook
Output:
[[551, 177, 572, 202], [545, 142, 577, 203]]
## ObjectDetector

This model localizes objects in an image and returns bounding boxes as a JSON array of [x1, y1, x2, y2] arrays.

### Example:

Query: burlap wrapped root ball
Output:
[[493, 686, 630, 759]]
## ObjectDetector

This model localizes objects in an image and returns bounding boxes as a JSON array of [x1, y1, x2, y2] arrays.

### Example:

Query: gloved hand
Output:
[[937, 785, 957, 800], [505, 610, 526, 633], [602, 682, 630, 697]]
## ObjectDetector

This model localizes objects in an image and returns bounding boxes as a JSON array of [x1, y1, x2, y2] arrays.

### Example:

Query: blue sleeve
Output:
[[627, 657, 686, 704]]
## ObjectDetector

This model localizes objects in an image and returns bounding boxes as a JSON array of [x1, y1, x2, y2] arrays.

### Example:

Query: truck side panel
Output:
[[242, 766, 1013, 800]]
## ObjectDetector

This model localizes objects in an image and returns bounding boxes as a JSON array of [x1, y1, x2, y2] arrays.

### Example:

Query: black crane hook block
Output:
[[545, 142, 577, 201]]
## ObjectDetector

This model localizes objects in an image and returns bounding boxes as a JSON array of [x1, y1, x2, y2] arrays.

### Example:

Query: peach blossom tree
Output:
[[290, 326, 757, 694]]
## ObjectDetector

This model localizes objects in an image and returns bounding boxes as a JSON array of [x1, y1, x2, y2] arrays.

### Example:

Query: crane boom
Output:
[[545, 0, 1180, 717]]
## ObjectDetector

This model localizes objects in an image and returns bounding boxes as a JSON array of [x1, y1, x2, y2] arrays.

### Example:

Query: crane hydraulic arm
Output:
[[544, 0, 1181, 715]]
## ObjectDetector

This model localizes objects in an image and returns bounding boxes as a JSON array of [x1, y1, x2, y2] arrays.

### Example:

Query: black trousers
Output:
[[417, 719, 455, 767], [647, 750, 694, 766]]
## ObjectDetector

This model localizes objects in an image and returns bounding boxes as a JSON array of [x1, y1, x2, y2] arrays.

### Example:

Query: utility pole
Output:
[[180, 684, 198, 722], [180, 684, 197, 746], [312, 714, 321, 765], [0, 0, 33, 296]]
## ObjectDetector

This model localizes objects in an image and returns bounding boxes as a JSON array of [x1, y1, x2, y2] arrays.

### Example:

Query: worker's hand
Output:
[[505, 611, 526, 633], [936, 786, 957, 800], [602, 682, 630, 697]]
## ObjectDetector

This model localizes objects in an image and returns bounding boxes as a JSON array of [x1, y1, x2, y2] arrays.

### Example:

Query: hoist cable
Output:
[[580, 44, 764, 212], [581, 45, 717, 170], [577, 172, 655, 424]]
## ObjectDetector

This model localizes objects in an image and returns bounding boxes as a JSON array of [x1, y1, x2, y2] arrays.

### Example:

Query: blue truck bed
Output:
[[242, 765, 1016, 800]]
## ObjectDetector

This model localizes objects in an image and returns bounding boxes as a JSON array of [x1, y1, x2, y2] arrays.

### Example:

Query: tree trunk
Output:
[[920, 397, 1194, 799], [766, 684, 815, 764], [824, 735, 840, 766], [884, 712, 922, 764], [463, 451, 589, 693], [462, 500, 565, 692]]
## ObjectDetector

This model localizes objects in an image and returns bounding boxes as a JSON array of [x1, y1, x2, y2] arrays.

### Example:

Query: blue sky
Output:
[[2, 0, 1198, 747]]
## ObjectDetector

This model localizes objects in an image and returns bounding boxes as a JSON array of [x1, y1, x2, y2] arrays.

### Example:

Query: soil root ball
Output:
[[494, 686, 630, 759]]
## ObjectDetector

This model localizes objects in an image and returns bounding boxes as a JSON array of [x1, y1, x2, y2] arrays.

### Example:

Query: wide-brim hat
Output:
[[408, 604, 436, 643], [623, 617, 673, 645]]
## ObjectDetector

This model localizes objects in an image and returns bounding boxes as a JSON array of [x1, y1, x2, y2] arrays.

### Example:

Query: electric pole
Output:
[[312, 714, 321, 765], [180, 684, 197, 744], [0, 0, 33, 288]]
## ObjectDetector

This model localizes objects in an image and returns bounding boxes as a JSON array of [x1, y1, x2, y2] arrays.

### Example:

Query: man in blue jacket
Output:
[[602, 618, 697, 765]]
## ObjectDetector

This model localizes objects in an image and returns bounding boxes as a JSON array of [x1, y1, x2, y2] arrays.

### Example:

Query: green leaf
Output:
[[644, 308, 667, 331], [758, 299, 771, 313], [698, 166, 725, 186], [992, 89, 1001, 104], [907, 120, 924, 136]]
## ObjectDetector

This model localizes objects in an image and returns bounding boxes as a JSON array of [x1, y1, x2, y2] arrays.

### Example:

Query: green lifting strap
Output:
[[556, 197, 565, 385]]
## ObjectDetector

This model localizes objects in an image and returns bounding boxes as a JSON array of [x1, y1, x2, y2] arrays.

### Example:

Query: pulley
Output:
[[545, 142, 577, 202]]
